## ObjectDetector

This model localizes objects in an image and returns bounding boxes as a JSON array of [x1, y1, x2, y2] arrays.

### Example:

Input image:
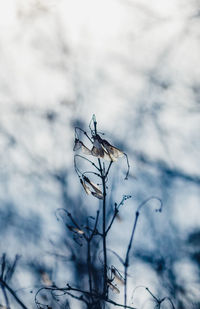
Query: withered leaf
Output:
[[111, 267, 125, 285], [91, 191, 103, 199], [91, 134, 124, 162], [73, 138, 82, 151], [80, 178, 91, 195], [83, 176, 103, 199], [102, 139, 124, 161], [84, 177, 102, 195], [107, 281, 120, 294], [73, 139, 91, 155]]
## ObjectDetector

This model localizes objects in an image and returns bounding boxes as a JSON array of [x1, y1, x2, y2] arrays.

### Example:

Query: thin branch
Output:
[[102, 175, 108, 298], [160, 297, 176, 309], [93, 116, 108, 299], [124, 197, 162, 308], [146, 288, 176, 309], [74, 154, 100, 174], [124, 211, 139, 308], [55, 208, 87, 241], [87, 240, 93, 299], [75, 126, 93, 143], [106, 196, 132, 235], [105, 161, 113, 178], [89, 210, 100, 241], [36, 285, 137, 309], [0, 278, 29, 309], [137, 196, 163, 213], [124, 153, 130, 180], [106, 206, 118, 235], [106, 249, 124, 266], [1, 285, 11, 309], [82, 171, 101, 178], [145, 287, 159, 302]]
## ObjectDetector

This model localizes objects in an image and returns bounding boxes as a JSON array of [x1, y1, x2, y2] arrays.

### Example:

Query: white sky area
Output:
[[0, 0, 200, 308]]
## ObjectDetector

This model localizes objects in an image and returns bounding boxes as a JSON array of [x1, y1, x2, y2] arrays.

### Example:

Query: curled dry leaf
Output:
[[92, 134, 124, 162], [91, 191, 103, 199], [73, 135, 124, 163], [84, 177, 102, 195], [111, 267, 125, 285], [73, 138, 91, 155], [80, 176, 103, 199], [101, 139, 124, 161], [80, 178, 91, 195], [91, 136, 105, 158]]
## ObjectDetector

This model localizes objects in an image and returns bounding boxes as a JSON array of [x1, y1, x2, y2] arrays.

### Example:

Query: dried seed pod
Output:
[[83, 176, 102, 195], [91, 191, 103, 199], [101, 139, 124, 161], [91, 134, 124, 162], [91, 135, 105, 158], [73, 139, 91, 155], [73, 138, 82, 151], [80, 178, 91, 195], [83, 176, 103, 199], [111, 266, 125, 285], [107, 281, 120, 294]]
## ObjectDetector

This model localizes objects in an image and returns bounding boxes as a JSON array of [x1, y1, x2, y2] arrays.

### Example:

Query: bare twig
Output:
[[0, 278, 29, 309], [124, 197, 163, 308]]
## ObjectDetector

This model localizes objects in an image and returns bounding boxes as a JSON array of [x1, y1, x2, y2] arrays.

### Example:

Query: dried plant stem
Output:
[[1, 285, 10, 309], [36, 285, 137, 309], [87, 240, 93, 300], [124, 197, 162, 308], [93, 118, 108, 299], [0, 278, 28, 309], [102, 174, 107, 298], [124, 211, 139, 308]]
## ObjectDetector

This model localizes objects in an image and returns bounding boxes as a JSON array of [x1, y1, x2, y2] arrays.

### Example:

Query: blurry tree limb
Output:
[[0, 278, 28, 309]]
